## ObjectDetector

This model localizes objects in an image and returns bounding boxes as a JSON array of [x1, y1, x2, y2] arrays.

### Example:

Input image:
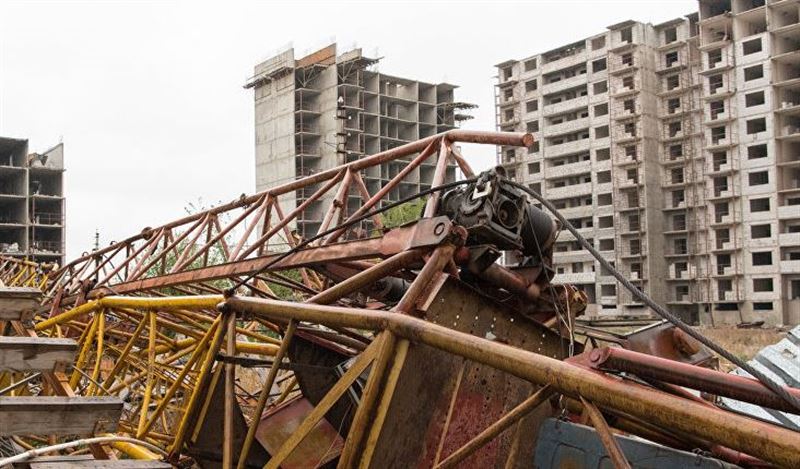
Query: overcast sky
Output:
[[0, 0, 695, 260]]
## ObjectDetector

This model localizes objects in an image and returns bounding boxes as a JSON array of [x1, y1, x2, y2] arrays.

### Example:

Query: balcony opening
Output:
[[716, 229, 731, 249], [628, 213, 641, 231], [592, 36, 606, 50], [625, 145, 638, 160], [707, 48, 723, 68], [671, 167, 684, 184], [673, 213, 687, 231], [667, 74, 680, 90], [713, 176, 729, 197], [669, 144, 683, 160], [667, 97, 681, 114], [626, 168, 639, 184], [672, 189, 685, 207], [711, 126, 726, 145], [622, 76, 635, 91], [708, 100, 725, 121], [712, 151, 728, 171], [623, 99, 636, 114], [620, 27, 633, 44], [715, 201, 730, 223], [665, 51, 679, 68], [709, 74, 724, 94], [622, 53, 634, 68], [668, 121, 682, 137], [664, 27, 677, 44], [626, 191, 638, 208], [624, 122, 636, 138], [674, 238, 688, 255], [701, 1, 731, 19]]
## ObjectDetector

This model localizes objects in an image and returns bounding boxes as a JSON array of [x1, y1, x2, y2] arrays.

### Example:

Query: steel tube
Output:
[[223, 296, 800, 468], [308, 249, 422, 305], [580, 397, 632, 469], [590, 346, 800, 414]]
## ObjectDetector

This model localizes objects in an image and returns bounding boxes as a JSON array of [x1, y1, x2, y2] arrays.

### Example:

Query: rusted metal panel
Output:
[[256, 397, 343, 468], [368, 278, 568, 468], [624, 321, 712, 365]]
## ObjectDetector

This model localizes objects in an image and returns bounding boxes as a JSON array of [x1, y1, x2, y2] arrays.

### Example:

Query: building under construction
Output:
[[246, 43, 475, 238], [496, 0, 800, 327], [0, 137, 65, 265]]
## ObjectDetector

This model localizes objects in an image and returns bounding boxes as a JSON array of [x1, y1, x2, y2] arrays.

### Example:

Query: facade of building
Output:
[[496, 0, 800, 326], [0, 137, 65, 266], [247, 43, 474, 238]]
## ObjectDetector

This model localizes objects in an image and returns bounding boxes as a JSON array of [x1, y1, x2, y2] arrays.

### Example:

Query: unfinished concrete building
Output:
[[247, 44, 475, 237], [0, 137, 65, 265], [496, 0, 800, 326]]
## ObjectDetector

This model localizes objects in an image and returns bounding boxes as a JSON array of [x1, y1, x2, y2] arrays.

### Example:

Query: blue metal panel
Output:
[[533, 418, 738, 468]]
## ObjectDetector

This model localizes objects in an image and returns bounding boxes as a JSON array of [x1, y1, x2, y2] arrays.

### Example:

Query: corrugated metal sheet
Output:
[[721, 325, 800, 430]]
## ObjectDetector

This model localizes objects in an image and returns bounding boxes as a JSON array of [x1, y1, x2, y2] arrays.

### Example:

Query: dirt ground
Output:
[[694, 326, 787, 372]]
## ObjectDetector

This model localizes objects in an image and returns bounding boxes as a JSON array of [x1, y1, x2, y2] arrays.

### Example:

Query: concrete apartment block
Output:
[[496, 0, 800, 326], [247, 44, 474, 238], [0, 137, 65, 266]]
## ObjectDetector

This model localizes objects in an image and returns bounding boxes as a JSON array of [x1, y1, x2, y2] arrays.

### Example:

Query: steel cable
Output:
[[508, 180, 800, 416]]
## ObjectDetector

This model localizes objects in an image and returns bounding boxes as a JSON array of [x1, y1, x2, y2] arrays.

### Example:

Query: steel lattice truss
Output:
[[0, 131, 798, 468]]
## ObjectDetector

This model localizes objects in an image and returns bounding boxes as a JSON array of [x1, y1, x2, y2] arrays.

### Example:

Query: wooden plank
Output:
[[29, 461, 171, 468], [0, 396, 122, 436], [0, 336, 77, 371], [0, 287, 42, 321]]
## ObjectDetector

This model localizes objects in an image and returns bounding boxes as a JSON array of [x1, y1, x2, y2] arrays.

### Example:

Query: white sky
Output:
[[0, 0, 695, 260]]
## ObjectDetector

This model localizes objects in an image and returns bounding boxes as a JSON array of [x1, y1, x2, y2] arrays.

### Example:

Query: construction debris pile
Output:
[[0, 131, 797, 468]]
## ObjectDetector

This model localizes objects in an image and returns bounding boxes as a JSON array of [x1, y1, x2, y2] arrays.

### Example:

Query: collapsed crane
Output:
[[0, 130, 797, 468]]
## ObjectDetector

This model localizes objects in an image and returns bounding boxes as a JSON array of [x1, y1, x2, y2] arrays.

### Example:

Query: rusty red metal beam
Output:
[[588, 346, 800, 414]]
